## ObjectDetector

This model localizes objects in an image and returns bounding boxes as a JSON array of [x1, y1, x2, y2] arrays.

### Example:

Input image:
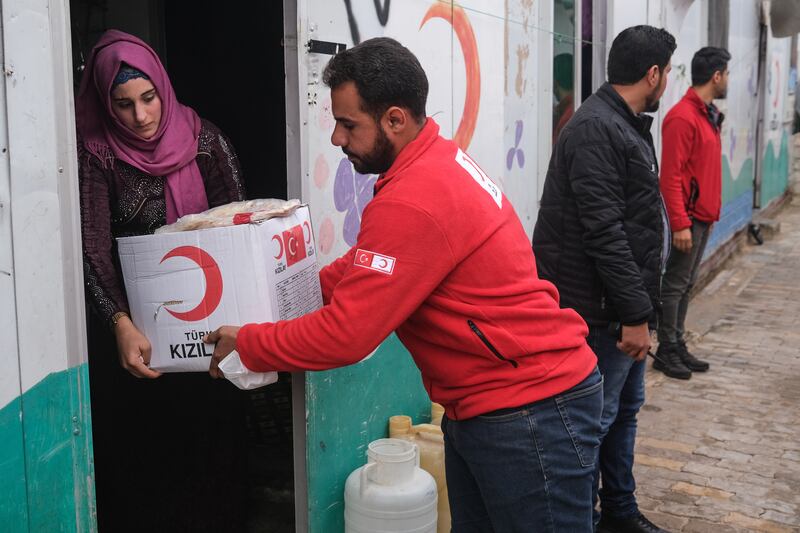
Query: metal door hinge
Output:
[[307, 40, 347, 55]]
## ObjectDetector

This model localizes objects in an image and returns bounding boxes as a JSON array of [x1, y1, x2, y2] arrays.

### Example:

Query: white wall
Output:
[[0, 0, 86, 402]]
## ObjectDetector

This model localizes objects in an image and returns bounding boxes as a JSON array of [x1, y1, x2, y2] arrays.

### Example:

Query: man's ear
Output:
[[647, 65, 661, 87], [385, 106, 408, 132]]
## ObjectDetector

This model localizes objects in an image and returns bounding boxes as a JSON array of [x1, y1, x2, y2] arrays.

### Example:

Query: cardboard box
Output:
[[117, 205, 322, 372]]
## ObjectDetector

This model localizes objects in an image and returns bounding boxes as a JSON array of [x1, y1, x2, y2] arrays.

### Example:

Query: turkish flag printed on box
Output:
[[117, 204, 322, 373], [283, 224, 307, 267]]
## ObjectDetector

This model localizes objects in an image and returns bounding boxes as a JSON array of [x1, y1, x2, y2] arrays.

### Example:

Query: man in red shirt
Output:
[[207, 38, 602, 531], [655, 47, 730, 379]]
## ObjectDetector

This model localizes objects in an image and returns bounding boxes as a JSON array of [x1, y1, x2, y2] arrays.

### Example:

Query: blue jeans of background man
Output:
[[442, 367, 603, 532], [588, 327, 646, 523]]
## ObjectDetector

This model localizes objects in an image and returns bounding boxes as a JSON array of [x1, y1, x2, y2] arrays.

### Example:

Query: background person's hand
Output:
[[114, 316, 161, 378], [672, 228, 693, 253], [617, 322, 650, 361], [206, 326, 241, 379]]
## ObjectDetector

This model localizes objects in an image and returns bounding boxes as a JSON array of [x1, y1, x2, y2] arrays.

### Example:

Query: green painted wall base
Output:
[[305, 334, 430, 532], [0, 364, 96, 532], [722, 154, 754, 202], [0, 395, 28, 531], [761, 131, 790, 206]]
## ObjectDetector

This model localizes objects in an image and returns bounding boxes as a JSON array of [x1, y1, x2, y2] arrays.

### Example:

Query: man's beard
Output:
[[644, 83, 662, 112], [345, 125, 395, 175]]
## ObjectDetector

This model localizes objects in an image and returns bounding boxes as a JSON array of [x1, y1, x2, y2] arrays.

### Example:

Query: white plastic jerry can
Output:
[[344, 438, 438, 533]]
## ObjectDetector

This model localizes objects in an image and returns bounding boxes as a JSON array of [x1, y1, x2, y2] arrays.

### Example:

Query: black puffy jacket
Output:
[[532, 83, 669, 327]]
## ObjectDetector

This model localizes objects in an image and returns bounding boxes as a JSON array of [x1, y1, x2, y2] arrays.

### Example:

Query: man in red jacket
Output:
[[656, 47, 730, 379], [207, 38, 601, 531]]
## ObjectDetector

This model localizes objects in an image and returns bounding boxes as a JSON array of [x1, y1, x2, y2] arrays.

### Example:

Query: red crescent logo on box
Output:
[[160, 246, 223, 321], [272, 235, 284, 259], [354, 249, 396, 275]]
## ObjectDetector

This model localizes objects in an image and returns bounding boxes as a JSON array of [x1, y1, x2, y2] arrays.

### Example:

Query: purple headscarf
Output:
[[76, 29, 208, 223]]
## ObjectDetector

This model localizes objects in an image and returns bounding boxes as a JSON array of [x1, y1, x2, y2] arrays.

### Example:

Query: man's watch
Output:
[[111, 311, 129, 326]]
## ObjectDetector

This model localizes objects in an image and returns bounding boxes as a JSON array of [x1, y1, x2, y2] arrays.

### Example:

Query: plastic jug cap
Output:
[[388, 415, 413, 437], [368, 438, 418, 464]]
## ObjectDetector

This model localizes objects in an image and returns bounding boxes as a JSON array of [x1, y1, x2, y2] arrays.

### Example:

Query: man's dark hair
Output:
[[691, 46, 731, 86], [607, 26, 677, 85], [323, 37, 428, 123]]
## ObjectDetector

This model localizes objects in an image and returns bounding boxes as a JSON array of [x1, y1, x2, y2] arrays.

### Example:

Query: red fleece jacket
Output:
[[660, 88, 723, 230], [237, 119, 597, 420]]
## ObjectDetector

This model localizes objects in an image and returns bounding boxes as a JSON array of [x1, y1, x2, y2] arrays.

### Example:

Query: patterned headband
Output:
[[112, 64, 150, 89]]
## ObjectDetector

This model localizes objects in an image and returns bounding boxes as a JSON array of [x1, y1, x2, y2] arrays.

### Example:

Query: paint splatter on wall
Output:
[[304, 1, 615, 252]]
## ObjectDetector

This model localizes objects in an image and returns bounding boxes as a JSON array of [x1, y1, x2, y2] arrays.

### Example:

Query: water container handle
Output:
[[360, 462, 376, 499]]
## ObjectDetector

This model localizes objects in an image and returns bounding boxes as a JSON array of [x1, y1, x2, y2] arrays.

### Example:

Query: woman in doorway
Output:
[[77, 29, 247, 532]]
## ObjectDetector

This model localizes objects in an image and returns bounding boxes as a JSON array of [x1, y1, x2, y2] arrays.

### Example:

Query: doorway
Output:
[[69, 1, 294, 531]]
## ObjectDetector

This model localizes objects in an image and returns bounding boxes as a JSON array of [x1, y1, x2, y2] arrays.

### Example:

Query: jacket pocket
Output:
[[467, 320, 519, 368], [627, 157, 658, 181], [689, 177, 700, 214], [599, 282, 607, 311]]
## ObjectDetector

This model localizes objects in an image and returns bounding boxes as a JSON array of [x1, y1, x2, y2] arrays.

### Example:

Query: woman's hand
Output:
[[114, 316, 162, 379]]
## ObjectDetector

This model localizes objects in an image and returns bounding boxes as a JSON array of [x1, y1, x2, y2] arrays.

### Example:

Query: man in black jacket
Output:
[[532, 26, 676, 533]]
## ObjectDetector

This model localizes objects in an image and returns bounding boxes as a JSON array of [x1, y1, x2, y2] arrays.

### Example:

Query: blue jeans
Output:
[[442, 367, 603, 532], [588, 327, 646, 522]]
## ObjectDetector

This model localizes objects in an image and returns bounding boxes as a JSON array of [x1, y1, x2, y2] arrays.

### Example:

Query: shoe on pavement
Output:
[[597, 511, 670, 533], [652, 342, 692, 380], [677, 340, 710, 372]]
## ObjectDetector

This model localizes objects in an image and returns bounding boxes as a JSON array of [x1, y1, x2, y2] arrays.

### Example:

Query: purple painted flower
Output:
[[334, 158, 377, 246], [748, 64, 757, 97], [746, 129, 756, 154], [506, 120, 525, 170]]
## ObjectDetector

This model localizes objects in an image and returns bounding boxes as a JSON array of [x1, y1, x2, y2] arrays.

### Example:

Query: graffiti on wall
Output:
[[506, 120, 525, 170], [420, 4, 480, 150], [343, 0, 391, 45], [333, 158, 377, 246], [310, 1, 495, 260]]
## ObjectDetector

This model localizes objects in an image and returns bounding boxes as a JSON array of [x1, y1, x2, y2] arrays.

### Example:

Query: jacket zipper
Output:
[[689, 177, 699, 214], [467, 320, 518, 368]]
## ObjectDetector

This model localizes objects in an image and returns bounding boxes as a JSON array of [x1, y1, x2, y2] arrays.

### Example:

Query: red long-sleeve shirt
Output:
[[660, 88, 723, 230], [237, 119, 596, 420]]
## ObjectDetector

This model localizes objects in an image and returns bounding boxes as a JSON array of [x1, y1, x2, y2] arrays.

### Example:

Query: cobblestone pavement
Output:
[[634, 199, 800, 533]]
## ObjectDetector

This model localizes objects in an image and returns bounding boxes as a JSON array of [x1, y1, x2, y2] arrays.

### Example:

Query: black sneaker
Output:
[[652, 342, 692, 380], [677, 340, 710, 372], [597, 511, 670, 533]]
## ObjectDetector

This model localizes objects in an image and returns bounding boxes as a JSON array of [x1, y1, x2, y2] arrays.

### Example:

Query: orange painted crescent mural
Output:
[[420, 3, 481, 150]]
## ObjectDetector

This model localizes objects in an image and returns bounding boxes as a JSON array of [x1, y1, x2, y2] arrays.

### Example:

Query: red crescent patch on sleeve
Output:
[[353, 249, 396, 275]]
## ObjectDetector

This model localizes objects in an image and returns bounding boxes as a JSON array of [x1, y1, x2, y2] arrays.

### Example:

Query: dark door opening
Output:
[[162, 1, 287, 201], [70, 2, 294, 531]]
